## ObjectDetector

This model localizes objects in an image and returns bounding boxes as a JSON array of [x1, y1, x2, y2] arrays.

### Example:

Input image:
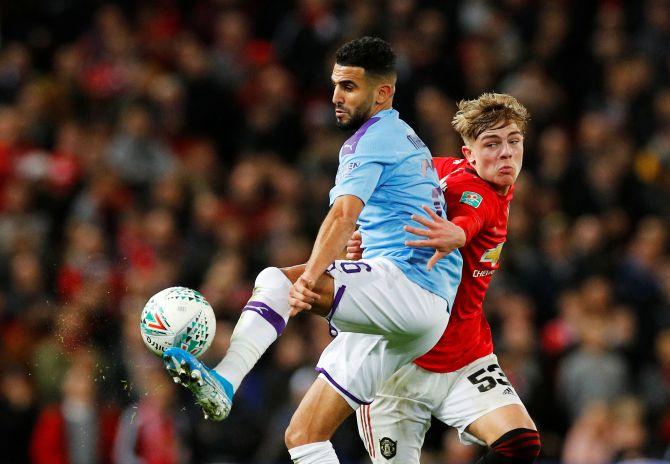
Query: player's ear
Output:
[[376, 83, 394, 105], [462, 145, 475, 165]]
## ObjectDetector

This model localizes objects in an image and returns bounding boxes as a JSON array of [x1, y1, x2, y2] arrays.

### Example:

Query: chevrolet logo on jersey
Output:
[[480, 242, 505, 265]]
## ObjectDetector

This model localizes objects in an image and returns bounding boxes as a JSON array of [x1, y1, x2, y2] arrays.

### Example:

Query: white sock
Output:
[[214, 267, 291, 391], [289, 441, 339, 463]]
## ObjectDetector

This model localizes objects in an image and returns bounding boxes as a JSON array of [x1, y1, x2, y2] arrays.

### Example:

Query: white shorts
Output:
[[356, 354, 527, 462], [316, 258, 450, 410]]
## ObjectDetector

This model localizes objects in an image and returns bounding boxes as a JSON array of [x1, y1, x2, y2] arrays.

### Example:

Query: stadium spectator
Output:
[[557, 314, 629, 420], [30, 350, 119, 464], [0, 366, 36, 464], [114, 367, 189, 464]]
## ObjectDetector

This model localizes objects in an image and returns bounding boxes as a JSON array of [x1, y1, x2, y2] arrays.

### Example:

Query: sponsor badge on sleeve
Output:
[[460, 191, 483, 208]]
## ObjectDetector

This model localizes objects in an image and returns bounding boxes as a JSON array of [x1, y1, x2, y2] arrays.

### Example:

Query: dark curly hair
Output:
[[335, 36, 396, 77]]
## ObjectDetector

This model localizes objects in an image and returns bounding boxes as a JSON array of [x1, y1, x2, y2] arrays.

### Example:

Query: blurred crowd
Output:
[[1, 0, 670, 463]]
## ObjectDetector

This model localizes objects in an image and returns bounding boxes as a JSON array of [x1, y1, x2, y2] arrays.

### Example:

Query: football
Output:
[[140, 287, 216, 358]]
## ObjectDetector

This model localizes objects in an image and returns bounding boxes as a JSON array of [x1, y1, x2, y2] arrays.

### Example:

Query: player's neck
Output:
[[369, 101, 393, 117], [494, 184, 511, 195]]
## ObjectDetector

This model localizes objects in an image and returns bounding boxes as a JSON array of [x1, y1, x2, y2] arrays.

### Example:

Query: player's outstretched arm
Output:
[[405, 205, 466, 270], [289, 195, 364, 315]]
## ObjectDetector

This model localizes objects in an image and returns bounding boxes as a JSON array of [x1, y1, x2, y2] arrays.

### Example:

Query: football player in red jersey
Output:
[[349, 93, 540, 463]]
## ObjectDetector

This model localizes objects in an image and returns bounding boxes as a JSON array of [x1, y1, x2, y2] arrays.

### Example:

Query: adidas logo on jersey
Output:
[[502, 387, 516, 396]]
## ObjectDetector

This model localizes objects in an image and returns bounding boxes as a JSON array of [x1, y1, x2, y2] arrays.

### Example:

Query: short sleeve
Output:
[[329, 129, 392, 206]]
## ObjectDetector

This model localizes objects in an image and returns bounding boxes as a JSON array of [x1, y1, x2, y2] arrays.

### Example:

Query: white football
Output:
[[140, 286, 216, 358]]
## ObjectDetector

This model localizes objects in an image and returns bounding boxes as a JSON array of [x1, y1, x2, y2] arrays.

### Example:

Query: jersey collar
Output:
[[371, 108, 396, 119]]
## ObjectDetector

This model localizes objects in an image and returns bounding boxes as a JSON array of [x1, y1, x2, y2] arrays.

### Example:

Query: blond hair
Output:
[[451, 93, 530, 143]]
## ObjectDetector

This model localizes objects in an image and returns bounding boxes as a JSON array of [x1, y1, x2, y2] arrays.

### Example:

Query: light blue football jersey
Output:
[[329, 108, 462, 308]]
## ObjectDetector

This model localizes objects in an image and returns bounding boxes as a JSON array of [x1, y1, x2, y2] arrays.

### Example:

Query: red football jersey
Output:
[[414, 157, 513, 373]]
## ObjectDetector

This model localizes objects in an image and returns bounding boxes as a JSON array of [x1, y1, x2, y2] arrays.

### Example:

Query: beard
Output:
[[335, 101, 374, 131]]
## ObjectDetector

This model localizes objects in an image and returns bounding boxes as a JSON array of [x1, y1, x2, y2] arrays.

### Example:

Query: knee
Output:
[[285, 419, 331, 449], [278, 265, 304, 284], [284, 421, 308, 449], [253, 267, 292, 304], [256, 266, 290, 288], [490, 428, 541, 462]]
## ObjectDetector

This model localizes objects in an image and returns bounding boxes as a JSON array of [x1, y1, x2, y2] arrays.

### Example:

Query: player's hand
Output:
[[404, 205, 466, 271], [346, 230, 364, 260], [289, 274, 321, 316]]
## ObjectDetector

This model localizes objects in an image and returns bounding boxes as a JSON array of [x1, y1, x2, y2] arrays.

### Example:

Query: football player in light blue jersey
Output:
[[328, 103, 462, 306], [162, 37, 464, 464]]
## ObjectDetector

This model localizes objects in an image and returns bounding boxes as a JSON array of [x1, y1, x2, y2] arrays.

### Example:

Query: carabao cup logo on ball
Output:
[[141, 301, 172, 334], [140, 287, 216, 358]]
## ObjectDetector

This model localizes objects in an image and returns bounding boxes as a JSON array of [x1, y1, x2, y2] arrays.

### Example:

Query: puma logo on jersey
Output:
[[480, 242, 505, 265]]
